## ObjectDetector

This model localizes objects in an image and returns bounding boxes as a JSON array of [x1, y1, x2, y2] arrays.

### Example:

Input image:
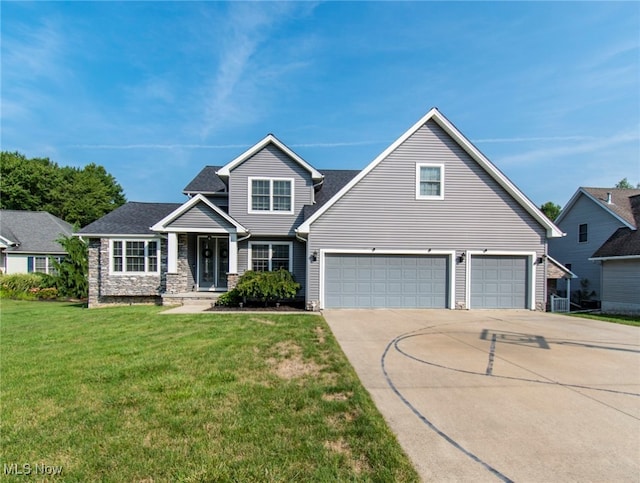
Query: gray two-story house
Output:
[[549, 187, 640, 308], [78, 108, 562, 309]]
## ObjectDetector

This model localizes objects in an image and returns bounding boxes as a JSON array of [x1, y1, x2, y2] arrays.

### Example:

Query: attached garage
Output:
[[470, 255, 529, 309], [323, 253, 450, 308]]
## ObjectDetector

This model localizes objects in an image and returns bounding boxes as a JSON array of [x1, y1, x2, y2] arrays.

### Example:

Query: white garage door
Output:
[[471, 255, 528, 309], [324, 254, 449, 308]]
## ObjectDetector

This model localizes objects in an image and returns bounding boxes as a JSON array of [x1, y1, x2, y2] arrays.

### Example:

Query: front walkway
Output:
[[323, 309, 640, 482]]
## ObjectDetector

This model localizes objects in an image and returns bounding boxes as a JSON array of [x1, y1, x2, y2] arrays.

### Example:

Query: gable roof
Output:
[[590, 194, 640, 260], [546, 255, 578, 279], [216, 134, 323, 181], [0, 210, 74, 253], [183, 165, 226, 195], [297, 108, 563, 237], [150, 194, 248, 234], [555, 187, 640, 229], [77, 202, 182, 236]]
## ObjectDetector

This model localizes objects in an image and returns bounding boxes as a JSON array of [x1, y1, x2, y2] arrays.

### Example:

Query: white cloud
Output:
[[497, 129, 640, 166], [198, 3, 316, 138]]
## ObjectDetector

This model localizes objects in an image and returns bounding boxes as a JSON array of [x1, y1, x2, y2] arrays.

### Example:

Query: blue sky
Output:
[[2, 1, 639, 209]]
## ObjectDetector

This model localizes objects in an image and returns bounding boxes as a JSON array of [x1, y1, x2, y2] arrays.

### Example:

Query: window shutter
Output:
[[27, 256, 34, 273]]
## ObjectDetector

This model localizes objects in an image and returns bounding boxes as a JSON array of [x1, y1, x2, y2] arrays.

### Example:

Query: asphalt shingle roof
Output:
[[0, 210, 74, 253], [183, 166, 226, 194], [304, 169, 360, 219], [592, 194, 640, 258], [77, 202, 182, 235], [583, 188, 640, 228]]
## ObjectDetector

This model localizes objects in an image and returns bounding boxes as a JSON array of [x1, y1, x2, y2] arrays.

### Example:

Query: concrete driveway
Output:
[[322, 309, 640, 482]]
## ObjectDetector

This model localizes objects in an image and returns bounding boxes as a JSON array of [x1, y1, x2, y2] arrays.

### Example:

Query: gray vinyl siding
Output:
[[600, 259, 640, 313], [237, 237, 307, 297], [549, 194, 627, 300], [166, 203, 234, 231], [307, 119, 546, 308], [228, 144, 314, 236]]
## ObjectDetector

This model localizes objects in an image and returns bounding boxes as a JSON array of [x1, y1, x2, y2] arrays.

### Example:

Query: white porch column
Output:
[[168, 232, 178, 273], [229, 233, 238, 273]]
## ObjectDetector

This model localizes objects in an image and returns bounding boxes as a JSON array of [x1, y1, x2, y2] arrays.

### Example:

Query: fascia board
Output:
[[577, 189, 635, 229], [546, 254, 578, 278], [589, 254, 640, 261], [430, 112, 564, 238], [298, 108, 441, 234], [298, 108, 563, 238], [150, 194, 248, 233], [217, 134, 323, 180]]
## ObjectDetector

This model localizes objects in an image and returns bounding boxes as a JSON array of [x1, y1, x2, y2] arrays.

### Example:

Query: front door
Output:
[[198, 236, 228, 291]]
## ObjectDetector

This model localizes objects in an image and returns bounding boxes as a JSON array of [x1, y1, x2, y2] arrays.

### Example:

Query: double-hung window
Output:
[[578, 224, 588, 243], [416, 164, 444, 200], [249, 178, 293, 213], [111, 240, 159, 274], [249, 242, 292, 272], [27, 256, 62, 274]]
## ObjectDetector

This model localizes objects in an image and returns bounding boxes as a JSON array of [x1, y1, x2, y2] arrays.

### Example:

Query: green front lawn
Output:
[[568, 312, 640, 327], [1, 300, 418, 481]]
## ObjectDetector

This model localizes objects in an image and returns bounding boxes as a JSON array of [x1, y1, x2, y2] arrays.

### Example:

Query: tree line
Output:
[[0, 151, 126, 227]]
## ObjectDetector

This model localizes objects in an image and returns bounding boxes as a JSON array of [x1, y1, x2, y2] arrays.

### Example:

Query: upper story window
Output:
[[111, 239, 159, 274], [249, 178, 294, 214], [578, 224, 588, 243], [249, 242, 292, 272], [416, 164, 444, 200]]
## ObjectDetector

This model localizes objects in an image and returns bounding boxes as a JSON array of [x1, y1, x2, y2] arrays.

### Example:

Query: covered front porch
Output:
[[150, 194, 249, 304], [165, 233, 240, 295]]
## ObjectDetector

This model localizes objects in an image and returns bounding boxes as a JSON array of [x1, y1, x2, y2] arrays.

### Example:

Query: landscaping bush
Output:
[[217, 270, 301, 307], [0, 273, 55, 300], [216, 289, 242, 307]]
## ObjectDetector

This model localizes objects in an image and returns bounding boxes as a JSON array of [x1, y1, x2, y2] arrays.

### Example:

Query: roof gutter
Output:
[[588, 255, 640, 261]]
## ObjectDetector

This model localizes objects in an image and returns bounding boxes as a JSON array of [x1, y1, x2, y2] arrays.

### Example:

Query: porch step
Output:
[[162, 292, 223, 307]]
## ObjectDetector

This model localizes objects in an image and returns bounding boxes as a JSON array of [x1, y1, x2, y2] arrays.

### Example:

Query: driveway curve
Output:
[[322, 309, 640, 482]]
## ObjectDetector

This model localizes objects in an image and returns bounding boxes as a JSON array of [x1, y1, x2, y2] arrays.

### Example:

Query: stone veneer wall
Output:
[[88, 237, 167, 307], [165, 234, 190, 294]]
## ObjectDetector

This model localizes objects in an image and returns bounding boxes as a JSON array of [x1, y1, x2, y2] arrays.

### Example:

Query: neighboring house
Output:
[[549, 188, 640, 305], [589, 194, 640, 314], [78, 108, 563, 310], [0, 210, 74, 275]]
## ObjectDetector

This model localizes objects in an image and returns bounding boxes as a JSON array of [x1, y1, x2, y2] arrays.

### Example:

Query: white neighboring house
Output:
[[0, 210, 74, 275]]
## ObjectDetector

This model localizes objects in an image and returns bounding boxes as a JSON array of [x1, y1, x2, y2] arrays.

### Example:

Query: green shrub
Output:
[[51, 235, 88, 299], [0, 273, 52, 300], [216, 289, 242, 307], [235, 269, 301, 305]]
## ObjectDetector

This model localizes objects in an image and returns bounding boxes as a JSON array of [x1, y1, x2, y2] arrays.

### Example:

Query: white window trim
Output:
[[247, 177, 295, 214], [416, 163, 445, 200], [248, 241, 294, 272], [110, 239, 160, 275], [29, 255, 63, 275]]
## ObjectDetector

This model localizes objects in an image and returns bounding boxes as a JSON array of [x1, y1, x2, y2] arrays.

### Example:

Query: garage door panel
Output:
[[324, 254, 448, 308], [471, 255, 528, 309]]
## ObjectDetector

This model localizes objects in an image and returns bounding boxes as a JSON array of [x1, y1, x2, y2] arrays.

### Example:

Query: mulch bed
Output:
[[206, 301, 307, 312]]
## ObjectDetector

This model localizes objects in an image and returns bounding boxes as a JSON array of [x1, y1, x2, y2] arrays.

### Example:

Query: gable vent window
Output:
[[112, 240, 159, 274], [249, 178, 294, 214], [416, 164, 444, 200], [578, 224, 588, 243]]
